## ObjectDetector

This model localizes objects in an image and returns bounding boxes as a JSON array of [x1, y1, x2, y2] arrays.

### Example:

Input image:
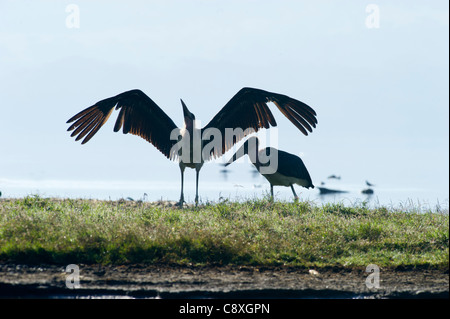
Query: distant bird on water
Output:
[[365, 180, 375, 187], [361, 188, 374, 195], [327, 174, 341, 180], [219, 163, 230, 181], [66, 87, 317, 206], [225, 136, 314, 201]]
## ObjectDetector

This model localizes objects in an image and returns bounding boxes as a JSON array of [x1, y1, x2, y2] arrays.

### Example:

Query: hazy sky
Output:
[[0, 1, 448, 200]]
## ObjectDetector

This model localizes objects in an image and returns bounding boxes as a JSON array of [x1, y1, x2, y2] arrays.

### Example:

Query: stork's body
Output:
[[226, 137, 314, 201], [176, 100, 203, 204], [66, 88, 317, 206]]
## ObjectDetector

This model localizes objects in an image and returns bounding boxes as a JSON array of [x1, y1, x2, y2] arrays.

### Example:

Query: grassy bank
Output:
[[0, 196, 448, 269]]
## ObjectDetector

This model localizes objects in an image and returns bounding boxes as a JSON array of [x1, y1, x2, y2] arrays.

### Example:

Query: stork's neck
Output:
[[248, 146, 261, 169], [253, 147, 277, 173], [184, 117, 194, 133]]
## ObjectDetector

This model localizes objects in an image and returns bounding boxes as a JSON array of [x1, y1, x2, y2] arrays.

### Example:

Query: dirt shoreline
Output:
[[0, 263, 448, 299]]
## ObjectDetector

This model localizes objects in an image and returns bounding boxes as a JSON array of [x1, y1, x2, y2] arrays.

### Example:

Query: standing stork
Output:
[[225, 136, 314, 201], [66, 87, 317, 206]]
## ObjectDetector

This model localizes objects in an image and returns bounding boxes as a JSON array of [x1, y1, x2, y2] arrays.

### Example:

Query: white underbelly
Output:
[[262, 172, 309, 187]]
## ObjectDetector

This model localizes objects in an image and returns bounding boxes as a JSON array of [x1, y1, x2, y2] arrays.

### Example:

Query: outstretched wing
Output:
[[202, 87, 318, 159], [66, 89, 179, 159]]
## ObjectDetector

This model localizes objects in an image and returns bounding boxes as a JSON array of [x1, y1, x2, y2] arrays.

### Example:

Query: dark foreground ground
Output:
[[0, 263, 448, 299]]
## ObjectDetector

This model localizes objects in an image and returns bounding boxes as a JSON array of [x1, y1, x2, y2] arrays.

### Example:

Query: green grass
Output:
[[0, 195, 448, 269]]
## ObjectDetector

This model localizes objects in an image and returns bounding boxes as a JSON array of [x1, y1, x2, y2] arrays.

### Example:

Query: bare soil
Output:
[[0, 263, 448, 299]]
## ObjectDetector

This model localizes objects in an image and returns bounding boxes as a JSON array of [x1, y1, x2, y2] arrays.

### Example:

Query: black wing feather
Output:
[[202, 87, 318, 160], [67, 89, 178, 159]]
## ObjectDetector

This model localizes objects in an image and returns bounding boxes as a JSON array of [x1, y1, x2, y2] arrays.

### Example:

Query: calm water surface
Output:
[[1, 177, 448, 213]]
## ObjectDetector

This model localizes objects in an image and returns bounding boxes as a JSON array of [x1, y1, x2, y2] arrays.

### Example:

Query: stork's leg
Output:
[[178, 166, 185, 207], [195, 167, 200, 206], [291, 185, 299, 201]]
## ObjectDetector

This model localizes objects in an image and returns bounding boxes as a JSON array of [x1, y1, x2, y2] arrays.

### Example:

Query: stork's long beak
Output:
[[225, 141, 248, 167], [181, 99, 193, 120], [181, 99, 188, 115]]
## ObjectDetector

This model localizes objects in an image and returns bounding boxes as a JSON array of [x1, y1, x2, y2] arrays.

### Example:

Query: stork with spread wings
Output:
[[67, 87, 318, 206]]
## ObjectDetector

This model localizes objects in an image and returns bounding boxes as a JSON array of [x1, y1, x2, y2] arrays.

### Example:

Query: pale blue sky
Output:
[[0, 1, 448, 202]]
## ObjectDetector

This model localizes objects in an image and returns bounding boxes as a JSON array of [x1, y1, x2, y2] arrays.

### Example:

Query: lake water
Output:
[[1, 177, 448, 213]]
